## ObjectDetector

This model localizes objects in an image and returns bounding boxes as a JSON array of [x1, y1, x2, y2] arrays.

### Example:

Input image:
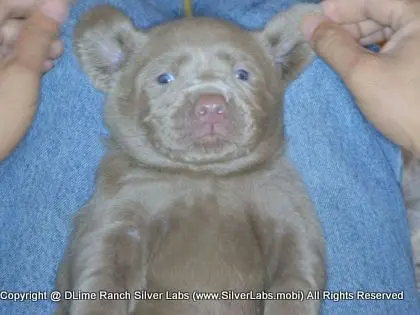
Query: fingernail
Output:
[[40, 0, 69, 23], [302, 15, 329, 41]]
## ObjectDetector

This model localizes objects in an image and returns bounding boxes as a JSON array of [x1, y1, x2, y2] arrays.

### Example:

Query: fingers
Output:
[[302, 15, 378, 89], [323, 0, 418, 30], [42, 40, 64, 72], [340, 20, 393, 44], [363, 0, 419, 31], [0, 38, 64, 67], [49, 39, 63, 59], [43, 59, 53, 71], [0, 16, 64, 59], [11, 0, 68, 73], [0, 0, 37, 23], [0, 19, 64, 49], [341, 20, 384, 39], [358, 27, 393, 45], [0, 19, 22, 45]]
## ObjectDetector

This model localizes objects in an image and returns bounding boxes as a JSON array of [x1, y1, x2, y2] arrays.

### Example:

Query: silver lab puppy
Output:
[[56, 3, 326, 315]]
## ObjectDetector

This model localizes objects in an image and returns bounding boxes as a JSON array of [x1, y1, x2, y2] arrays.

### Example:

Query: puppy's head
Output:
[[74, 4, 319, 175]]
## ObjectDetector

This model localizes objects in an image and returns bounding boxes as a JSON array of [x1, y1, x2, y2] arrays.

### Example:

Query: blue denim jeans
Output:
[[0, 0, 419, 314]]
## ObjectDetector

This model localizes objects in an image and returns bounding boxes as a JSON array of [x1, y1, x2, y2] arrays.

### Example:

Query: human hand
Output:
[[302, 0, 420, 156], [0, 0, 68, 161], [0, 0, 68, 71]]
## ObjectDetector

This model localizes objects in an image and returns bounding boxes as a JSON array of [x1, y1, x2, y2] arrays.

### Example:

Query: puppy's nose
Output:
[[194, 94, 226, 124]]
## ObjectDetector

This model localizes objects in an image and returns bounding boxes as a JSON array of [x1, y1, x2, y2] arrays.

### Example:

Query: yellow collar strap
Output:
[[184, 0, 193, 17]]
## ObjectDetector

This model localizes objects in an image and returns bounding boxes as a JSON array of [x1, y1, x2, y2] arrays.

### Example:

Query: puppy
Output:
[[56, 3, 325, 315], [402, 151, 420, 291]]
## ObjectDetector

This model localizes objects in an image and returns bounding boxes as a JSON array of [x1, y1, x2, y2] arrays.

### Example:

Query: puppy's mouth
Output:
[[191, 119, 230, 145], [148, 87, 263, 165]]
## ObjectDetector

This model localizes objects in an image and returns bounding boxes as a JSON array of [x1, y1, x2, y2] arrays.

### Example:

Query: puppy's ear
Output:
[[256, 4, 322, 82], [74, 5, 147, 92]]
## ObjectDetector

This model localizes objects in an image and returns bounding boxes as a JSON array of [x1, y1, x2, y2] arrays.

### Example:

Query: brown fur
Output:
[[56, 4, 325, 315]]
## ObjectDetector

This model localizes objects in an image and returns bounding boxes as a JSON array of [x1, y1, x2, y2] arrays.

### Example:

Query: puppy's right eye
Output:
[[235, 68, 249, 81], [157, 72, 175, 85]]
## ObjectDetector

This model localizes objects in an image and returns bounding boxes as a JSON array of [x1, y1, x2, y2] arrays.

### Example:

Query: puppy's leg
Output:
[[412, 232, 420, 290], [253, 161, 325, 315], [263, 224, 324, 315], [402, 151, 420, 291], [55, 248, 72, 315], [56, 201, 149, 315]]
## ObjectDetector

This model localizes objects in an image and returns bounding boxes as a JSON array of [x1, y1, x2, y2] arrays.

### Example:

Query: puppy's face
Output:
[[75, 5, 317, 174], [123, 20, 280, 166]]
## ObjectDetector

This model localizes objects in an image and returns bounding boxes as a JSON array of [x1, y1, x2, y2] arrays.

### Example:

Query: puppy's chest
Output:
[[120, 174, 258, 215], [126, 176, 269, 292]]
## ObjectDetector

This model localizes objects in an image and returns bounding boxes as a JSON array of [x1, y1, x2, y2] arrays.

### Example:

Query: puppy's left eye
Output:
[[235, 68, 250, 81], [157, 72, 175, 85]]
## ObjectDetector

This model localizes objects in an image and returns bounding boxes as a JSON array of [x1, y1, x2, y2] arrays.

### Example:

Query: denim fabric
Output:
[[0, 0, 419, 314], [285, 59, 420, 314]]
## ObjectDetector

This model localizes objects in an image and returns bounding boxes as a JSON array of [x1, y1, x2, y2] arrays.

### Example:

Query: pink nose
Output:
[[194, 94, 226, 124]]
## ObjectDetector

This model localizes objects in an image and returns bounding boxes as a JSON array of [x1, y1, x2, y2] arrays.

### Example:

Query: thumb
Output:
[[11, 0, 68, 74], [301, 15, 375, 87]]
